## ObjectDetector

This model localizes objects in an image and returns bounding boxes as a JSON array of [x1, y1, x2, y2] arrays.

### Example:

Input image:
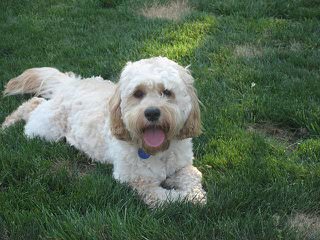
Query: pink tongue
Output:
[[143, 128, 165, 147]]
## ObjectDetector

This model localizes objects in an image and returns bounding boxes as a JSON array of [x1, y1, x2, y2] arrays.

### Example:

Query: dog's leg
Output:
[[2, 97, 45, 129], [163, 165, 207, 205], [24, 97, 67, 141], [129, 178, 191, 207]]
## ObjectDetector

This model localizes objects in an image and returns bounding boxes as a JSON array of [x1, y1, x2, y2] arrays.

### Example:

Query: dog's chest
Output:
[[138, 151, 182, 180]]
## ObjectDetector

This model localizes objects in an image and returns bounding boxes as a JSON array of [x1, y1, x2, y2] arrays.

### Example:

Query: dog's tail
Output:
[[3, 67, 75, 99]]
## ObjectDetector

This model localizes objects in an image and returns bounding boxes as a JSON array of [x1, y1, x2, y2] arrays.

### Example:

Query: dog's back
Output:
[[2, 68, 115, 129], [2, 67, 116, 162], [3, 67, 114, 98]]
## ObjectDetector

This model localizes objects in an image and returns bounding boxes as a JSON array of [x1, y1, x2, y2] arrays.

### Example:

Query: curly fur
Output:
[[2, 57, 206, 207]]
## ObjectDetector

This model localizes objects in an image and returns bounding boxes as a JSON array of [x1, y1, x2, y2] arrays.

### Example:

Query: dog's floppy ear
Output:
[[109, 84, 130, 141], [177, 68, 202, 139]]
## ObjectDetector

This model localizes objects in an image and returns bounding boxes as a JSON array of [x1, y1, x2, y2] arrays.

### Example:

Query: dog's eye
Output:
[[162, 89, 172, 97], [133, 89, 145, 99]]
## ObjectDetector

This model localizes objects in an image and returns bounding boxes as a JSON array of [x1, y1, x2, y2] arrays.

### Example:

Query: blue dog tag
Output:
[[138, 148, 150, 159]]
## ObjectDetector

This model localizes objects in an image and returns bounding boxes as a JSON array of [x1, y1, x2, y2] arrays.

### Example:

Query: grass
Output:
[[0, 0, 320, 239]]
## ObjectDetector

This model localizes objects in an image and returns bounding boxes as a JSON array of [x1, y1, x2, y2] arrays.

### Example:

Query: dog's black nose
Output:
[[144, 107, 161, 122]]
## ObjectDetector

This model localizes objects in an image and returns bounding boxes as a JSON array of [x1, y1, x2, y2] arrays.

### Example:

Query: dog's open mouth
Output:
[[143, 127, 165, 148]]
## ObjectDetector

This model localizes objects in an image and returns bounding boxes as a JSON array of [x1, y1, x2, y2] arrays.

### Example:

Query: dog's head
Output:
[[109, 57, 201, 155]]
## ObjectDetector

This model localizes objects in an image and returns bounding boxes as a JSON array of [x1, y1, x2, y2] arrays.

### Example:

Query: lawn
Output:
[[0, 0, 320, 239]]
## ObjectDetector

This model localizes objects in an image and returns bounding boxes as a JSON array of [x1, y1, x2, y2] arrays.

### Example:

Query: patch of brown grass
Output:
[[234, 45, 263, 58], [290, 41, 302, 52], [288, 213, 320, 239], [77, 161, 96, 177], [51, 159, 96, 178], [51, 160, 72, 175], [247, 122, 308, 149], [140, 0, 191, 21]]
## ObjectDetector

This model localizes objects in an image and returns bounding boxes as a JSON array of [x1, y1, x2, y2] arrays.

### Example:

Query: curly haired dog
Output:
[[2, 57, 206, 207]]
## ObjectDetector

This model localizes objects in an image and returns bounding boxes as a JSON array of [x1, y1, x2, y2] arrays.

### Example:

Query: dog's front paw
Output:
[[186, 187, 207, 205], [142, 188, 187, 208]]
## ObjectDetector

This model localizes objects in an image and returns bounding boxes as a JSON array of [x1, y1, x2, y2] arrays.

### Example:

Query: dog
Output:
[[1, 57, 206, 207]]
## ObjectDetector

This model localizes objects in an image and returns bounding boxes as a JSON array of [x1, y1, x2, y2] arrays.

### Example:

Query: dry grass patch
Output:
[[50, 159, 73, 178], [248, 122, 308, 149], [77, 161, 97, 177], [234, 45, 263, 58], [290, 41, 302, 52], [140, 0, 191, 21], [288, 213, 320, 239], [50, 159, 96, 177]]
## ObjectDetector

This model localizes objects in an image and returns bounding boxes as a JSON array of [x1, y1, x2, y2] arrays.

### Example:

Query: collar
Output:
[[138, 148, 151, 159]]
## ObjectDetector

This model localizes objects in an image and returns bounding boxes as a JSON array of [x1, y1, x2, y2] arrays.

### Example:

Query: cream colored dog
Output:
[[2, 57, 206, 207]]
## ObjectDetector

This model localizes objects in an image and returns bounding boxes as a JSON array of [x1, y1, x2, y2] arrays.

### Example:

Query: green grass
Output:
[[0, 0, 320, 239]]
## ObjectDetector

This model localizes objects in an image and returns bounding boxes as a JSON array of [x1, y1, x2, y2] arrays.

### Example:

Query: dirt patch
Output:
[[51, 159, 96, 177], [51, 160, 72, 174], [288, 213, 320, 239], [248, 122, 308, 149], [234, 45, 263, 58], [140, 0, 191, 21], [290, 42, 302, 52], [77, 161, 97, 177]]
